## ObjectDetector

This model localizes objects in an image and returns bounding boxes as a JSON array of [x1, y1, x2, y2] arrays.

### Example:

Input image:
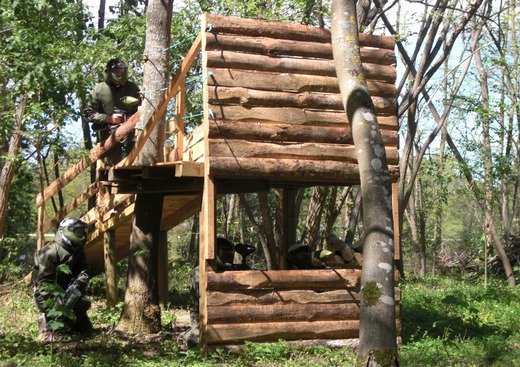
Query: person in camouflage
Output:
[[84, 58, 141, 166], [33, 218, 92, 343]]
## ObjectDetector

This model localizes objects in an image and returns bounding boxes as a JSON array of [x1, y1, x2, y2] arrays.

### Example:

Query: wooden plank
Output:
[[207, 287, 401, 306], [208, 301, 401, 324], [205, 33, 395, 65], [208, 86, 396, 114], [207, 50, 396, 82], [205, 14, 395, 50], [206, 320, 360, 344], [207, 338, 361, 351], [209, 157, 399, 183], [208, 139, 400, 165], [208, 68, 397, 97], [208, 303, 360, 323], [207, 288, 360, 306], [207, 269, 361, 290], [160, 196, 201, 231], [210, 105, 398, 125], [208, 120, 398, 146]]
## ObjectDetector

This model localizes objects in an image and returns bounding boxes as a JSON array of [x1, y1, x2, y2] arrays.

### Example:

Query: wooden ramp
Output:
[[35, 13, 400, 349]]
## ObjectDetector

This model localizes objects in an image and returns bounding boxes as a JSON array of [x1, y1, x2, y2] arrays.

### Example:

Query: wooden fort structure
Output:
[[35, 14, 400, 349]]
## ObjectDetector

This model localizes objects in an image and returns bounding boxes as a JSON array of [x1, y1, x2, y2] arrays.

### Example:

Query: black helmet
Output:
[[105, 58, 128, 86], [59, 218, 89, 249], [216, 238, 235, 267]]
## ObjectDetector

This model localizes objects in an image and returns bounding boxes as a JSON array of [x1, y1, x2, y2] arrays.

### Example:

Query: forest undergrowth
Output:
[[0, 273, 519, 367]]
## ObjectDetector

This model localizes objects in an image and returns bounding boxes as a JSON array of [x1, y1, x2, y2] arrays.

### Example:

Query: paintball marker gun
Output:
[[114, 96, 140, 123], [55, 270, 88, 310]]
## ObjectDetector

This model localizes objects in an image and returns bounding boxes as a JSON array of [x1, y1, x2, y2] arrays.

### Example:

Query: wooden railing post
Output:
[[175, 83, 186, 161]]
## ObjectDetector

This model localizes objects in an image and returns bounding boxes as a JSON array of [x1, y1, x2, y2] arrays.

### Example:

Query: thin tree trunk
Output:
[[300, 186, 329, 249], [344, 186, 362, 247], [331, 0, 397, 364], [238, 193, 276, 269], [0, 94, 27, 239], [472, 22, 515, 286]]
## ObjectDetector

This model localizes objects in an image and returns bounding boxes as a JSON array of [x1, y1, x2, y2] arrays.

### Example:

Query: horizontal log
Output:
[[205, 14, 395, 50], [207, 51, 396, 82], [207, 269, 361, 290], [207, 303, 360, 324], [208, 86, 396, 114], [209, 157, 399, 184], [208, 139, 399, 165], [206, 338, 361, 352], [205, 33, 396, 65], [210, 105, 398, 125], [206, 320, 360, 344], [207, 68, 397, 97], [208, 120, 399, 145], [207, 288, 361, 306], [207, 287, 401, 306]]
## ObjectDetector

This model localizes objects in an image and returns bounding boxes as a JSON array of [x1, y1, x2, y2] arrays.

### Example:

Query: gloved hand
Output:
[[75, 270, 89, 293]]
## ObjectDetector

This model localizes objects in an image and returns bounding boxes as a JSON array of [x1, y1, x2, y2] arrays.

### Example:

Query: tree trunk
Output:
[[0, 94, 27, 239], [472, 23, 515, 286], [300, 186, 329, 249], [117, 0, 173, 333], [331, 0, 398, 365], [343, 186, 362, 246]]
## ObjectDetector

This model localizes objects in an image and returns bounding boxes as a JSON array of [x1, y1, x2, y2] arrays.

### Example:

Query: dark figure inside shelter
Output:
[[33, 218, 93, 343], [84, 58, 141, 166], [182, 237, 256, 348]]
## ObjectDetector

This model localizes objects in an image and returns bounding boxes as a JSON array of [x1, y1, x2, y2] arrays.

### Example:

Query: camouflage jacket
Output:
[[33, 234, 89, 313], [84, 76, 140, 130]]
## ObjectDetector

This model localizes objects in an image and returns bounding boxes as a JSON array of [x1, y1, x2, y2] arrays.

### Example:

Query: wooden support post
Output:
[[199, 173, 216, 349], [158, 230, 169, 309], [37, 205, 45, 250], [104, 229, 117, 307], [175, 83, 186, 161], [392, 180, 401, 278], [199, 19, 215, 348]]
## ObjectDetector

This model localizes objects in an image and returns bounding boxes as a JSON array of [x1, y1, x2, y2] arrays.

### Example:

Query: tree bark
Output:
[[117, 0, 173, 333], [331, 0, 398, 365], [0, 95, 27, 239], [300, 186, 329, 249]]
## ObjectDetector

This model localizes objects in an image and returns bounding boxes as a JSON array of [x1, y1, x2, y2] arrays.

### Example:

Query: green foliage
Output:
[[400, 276, 520, 366], [1, 276, 520, 366]]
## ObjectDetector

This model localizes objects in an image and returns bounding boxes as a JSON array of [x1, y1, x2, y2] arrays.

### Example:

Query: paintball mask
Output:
[[106, 58, 128, 86], [59, 218, 89, 249]]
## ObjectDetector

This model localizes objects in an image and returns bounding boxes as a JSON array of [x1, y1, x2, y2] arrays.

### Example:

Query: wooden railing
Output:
[[35, 34, 203, 249]]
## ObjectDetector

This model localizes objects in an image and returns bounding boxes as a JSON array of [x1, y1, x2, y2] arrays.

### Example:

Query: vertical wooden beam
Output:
[[104, 229, 118, 307], [198, 14, 216, 350], [37, 205, 45, 250], [158, 230, 169, 309], [391, 180, 401, 270], [175, 83, 186, 161]]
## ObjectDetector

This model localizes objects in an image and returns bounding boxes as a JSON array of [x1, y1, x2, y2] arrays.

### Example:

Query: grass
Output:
[[0, 274, 519, 366]]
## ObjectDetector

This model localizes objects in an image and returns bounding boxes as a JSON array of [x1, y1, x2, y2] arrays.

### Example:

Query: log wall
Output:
[[189, 14, 401, 349], [187, 14, 398, 185], [205, 268, 401, 346]]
